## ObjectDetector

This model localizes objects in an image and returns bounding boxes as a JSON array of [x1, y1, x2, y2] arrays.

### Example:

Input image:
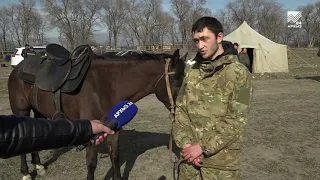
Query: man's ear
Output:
[[217, 32, 224, 44]]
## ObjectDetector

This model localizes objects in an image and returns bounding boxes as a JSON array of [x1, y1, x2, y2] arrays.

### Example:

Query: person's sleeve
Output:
[[21, 49, 26, 57], [172, 75, 194, 148], [200, 65, 253, 156], [0, 115, 93, 158]]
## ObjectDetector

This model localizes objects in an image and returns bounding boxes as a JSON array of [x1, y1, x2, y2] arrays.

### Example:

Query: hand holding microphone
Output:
[[89, 120, 115, 144], [77, 100, 138, 151]]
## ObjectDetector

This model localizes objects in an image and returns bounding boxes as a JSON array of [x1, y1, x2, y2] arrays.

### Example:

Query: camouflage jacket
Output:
[[172, 52, 253, 170]]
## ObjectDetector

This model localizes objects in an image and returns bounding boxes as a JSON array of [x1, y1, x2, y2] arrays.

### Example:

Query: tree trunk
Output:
[[2, 28, 7, 51], [108, 30, 112, 49], [113, 29, 117, 49]]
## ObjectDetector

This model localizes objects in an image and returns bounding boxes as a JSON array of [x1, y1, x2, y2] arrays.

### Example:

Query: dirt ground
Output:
[[0, 50, 320, 180]]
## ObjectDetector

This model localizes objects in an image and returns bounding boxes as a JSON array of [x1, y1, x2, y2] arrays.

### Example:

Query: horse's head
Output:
[[154, 49, 188, 112]]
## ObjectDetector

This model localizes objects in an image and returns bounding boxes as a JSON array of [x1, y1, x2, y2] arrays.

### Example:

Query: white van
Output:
[[10, 46, 46, 67]]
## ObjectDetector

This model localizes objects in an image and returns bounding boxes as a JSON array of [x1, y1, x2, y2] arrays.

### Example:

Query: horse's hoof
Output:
[[36, 164, 46, 176], [22, 174, 32, 180]]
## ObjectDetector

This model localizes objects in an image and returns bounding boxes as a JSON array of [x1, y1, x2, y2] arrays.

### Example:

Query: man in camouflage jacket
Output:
[[172, 16, 253, 180]]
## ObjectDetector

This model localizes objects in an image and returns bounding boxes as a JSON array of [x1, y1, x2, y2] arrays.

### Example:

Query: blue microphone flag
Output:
[[106, 100, 138, 129]]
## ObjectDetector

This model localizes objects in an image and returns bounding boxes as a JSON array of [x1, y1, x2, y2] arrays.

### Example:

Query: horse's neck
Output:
[[127, 60, 165, 102], [91, 60, 164, 103]]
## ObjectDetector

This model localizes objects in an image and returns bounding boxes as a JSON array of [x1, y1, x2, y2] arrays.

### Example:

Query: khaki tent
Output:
[[224, 21, 288, 73]]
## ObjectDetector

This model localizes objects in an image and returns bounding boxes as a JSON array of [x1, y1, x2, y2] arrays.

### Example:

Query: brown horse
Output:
[[7, 47, 187, 180]]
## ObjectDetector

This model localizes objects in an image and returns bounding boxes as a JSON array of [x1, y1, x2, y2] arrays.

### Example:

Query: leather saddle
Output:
[[18, 43, 94, 119], [19, 43, 93, 93]]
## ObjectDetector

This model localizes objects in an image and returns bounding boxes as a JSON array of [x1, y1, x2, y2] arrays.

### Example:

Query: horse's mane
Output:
[[94, 52, 172, 61]]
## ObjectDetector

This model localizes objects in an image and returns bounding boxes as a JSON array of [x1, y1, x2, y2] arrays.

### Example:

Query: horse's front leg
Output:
[[107, 131, 121, 180], [31, 152, 46, 176], [20, 154, 31, 180], [13, 109, 32, 180], [86, 145, 98, 180], [31, 111, 46, 177]]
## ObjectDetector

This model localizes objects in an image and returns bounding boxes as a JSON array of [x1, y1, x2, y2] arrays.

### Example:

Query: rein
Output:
[[154, 58, 183, 180], [154, 58, 176, 114]]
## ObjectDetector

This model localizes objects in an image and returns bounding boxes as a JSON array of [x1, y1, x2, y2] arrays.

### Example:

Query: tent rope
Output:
[[287, 47, 319, 76], [258, 44, 319, 77]]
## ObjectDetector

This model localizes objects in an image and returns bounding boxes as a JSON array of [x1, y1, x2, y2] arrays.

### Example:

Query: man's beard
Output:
[[203, 46, 218, 60]]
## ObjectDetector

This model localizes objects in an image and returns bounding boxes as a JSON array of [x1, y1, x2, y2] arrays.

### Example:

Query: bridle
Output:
[[154, 58, 176, 116], [154, 58, 183, 180]]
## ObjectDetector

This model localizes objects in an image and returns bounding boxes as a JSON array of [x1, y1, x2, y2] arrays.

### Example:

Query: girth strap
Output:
[[33, 85, 39, 111], [52, 89, 66, 119]]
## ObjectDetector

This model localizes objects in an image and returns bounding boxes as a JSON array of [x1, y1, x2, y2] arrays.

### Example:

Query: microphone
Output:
[[76, 100, 138, 151]]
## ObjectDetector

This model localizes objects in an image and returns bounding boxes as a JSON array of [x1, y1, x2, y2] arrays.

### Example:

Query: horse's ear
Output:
[[173, 49, 180, 59], [181, 52, 188, 62], [171, 49, 180, 66]]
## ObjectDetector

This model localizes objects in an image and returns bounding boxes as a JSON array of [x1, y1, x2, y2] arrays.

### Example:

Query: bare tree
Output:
[[41, 0, 103, 50], [289, 28, 306, 47], [6, 0, 314, 50], [31, 12, 48, 45], [214, 9, 236, 36], [218, 0, 289, 44], [19, 0, 37, 45], [121, 25, 136, 48], [170, 0, 190, 46], [164, 14, 180, 46], [6, 4, 24, 47], [1, 1, 46, 48], [185, 0, 212, 48], [153, 12, 176, 47], [125, 0, 142, 45], [121, 24, 137, 47], [78, 0, 103, 44], [150, 12, 165, 47], [299, 3, 320, 47], [188, 0, 212, 26], [257, 0, 286, 42], [140, 0, 163, 46], [124, 0, 165, 48], [0, 7, 10, 51], [102, 0, 128, 49], [226, 0, 266, 28], [170, 0, 212, 48]]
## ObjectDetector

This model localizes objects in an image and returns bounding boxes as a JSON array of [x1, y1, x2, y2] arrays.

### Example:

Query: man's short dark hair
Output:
[[233, 43, 239, 47], [191, 16, 223, 37]]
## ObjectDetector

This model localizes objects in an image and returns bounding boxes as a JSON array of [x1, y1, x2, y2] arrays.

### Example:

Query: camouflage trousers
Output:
[[178, 162, 239, 180]]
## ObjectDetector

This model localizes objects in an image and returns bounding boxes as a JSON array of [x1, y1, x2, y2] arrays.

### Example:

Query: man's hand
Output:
[[182, 143, 203, 163], [193, 157, 203, 167], [90, 120, 115, 144]]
